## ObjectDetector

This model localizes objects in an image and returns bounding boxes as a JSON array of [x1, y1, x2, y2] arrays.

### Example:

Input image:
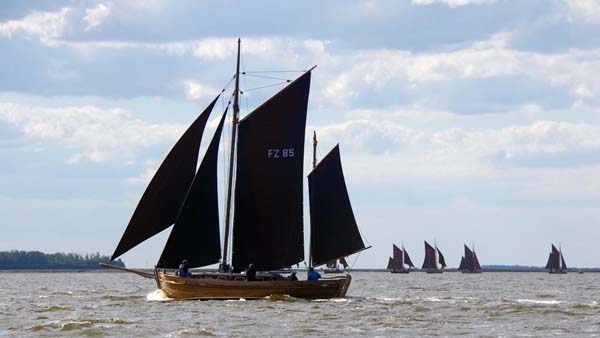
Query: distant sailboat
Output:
[[545, 244, 567, 274], [458, 244, 481, 273], [422, 241, 446, 273], [387, 244, 414, 273], [102, 39, 370, 299], [324, 257, 349, 274]]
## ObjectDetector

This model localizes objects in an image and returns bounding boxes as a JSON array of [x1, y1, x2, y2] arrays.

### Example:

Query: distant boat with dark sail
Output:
[[422, 241, 446, 273], [102, 39, 370, 299], [387, 244, 414, 273], [324, 257, 348, 274], [458, 244, 481, 273], [545, 244, 567, 274]]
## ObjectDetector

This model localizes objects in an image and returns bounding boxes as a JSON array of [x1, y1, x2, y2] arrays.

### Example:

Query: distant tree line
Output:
[[0, 250, 125, 269]]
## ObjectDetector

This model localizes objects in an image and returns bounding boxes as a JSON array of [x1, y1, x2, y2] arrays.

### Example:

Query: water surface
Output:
[[1, 271, 598, 337]]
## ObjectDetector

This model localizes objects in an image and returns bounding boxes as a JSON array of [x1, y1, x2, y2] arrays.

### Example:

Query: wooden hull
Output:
[[156, 271, 352, 300], [323, 269, 344, 274], [426, 269, 443, 274], [549, 270, 567, 274], [390, 269, 410, 274]]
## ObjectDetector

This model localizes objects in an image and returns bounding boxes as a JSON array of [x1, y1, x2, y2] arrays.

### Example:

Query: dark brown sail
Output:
[[386, 257, 395, 270], [111, 96, 219, 260], [404, 248, 415, 268], [231, 71, 311, 271], [156, 109, 228, 269], [473, 251, 481, 270], [309, 145, 368, 267], [438, 247, 447, 268], [458, 256, 467, 270], [422, 241, 437, 269]]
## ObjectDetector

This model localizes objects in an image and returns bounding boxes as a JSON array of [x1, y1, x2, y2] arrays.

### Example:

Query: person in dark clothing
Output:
[[288, 271, 298, 281], [178, 259, 190, 277], [245, 263, 257, 281]]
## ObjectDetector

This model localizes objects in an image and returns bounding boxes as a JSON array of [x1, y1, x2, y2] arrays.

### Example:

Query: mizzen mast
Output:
[[308, 130, 318, 269], [220, 38, 241, 272]]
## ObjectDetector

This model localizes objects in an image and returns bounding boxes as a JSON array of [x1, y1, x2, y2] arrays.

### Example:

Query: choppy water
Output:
[[0, 271, 599, 337]]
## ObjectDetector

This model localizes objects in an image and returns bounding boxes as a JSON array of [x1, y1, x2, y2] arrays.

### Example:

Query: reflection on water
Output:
[[0, 271, 599, 337]]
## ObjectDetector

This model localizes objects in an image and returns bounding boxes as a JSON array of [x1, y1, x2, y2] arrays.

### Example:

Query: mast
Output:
[[401, 243, 405, 269], [435, 240, 439, 270], [220, 38, 241, 272], [309, 130, 317, 268], [558, 243, 563, 270]]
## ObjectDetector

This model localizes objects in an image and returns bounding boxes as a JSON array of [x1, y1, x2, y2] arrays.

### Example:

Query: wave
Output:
[[146, 289, 172, 301], [517, 299, 562, 305]]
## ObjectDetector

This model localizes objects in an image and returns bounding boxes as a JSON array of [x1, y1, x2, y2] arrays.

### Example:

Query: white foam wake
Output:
[[146, 289, 172, 301]]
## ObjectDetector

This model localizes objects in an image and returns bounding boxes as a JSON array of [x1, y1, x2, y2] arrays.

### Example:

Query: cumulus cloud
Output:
[[0, 7, 71, 44], [183, 80, 220, 100], [0, 102, 185, 163], [83, 2, 112, 31], [567, 0, 600, 22], [411, 0, 496, 8]]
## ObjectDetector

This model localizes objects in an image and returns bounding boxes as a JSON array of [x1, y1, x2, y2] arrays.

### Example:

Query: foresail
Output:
[[309, 145, 367, 267], [111, 96, 219, 260], [156, 109, 228, 269], [231, 71, 311, 271]]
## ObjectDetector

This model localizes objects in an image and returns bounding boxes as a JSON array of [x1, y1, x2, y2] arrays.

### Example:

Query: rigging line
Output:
[[242, 73, 292, 82], [243, 81, 289, 92], [244, 70, 306, 73], [240, 47, 249, 121]]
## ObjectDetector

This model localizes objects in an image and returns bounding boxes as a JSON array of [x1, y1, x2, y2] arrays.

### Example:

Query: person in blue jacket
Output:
[[178, 259, 190, 277], [307, 267, 321, 281]]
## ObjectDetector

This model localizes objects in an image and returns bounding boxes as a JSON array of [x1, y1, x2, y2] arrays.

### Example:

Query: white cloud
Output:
[[0, 102, 185, 163], [83, 2, 112, 31], [567, 0, 600, 22], [183, 80, 220, 100], [0, 7, 71, 44], [411, 0, 496, 8]]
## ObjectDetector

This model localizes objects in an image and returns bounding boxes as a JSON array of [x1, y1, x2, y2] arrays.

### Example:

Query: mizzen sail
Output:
[[309, 145, 368, 267], [111, 96, 219, 260], [156, 109, 228, 269]]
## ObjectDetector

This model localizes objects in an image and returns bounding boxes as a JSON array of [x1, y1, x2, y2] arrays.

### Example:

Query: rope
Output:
[[242, 73, 292, 82], [242, 81, 290, 93], [244, 70, 306, 74]]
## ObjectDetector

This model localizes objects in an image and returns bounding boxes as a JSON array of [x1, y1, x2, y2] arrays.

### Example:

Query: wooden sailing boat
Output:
[[458, 244, 481, 273], [545, 243, 567, 274], [104, 39, 370, 300], [387, 244, 414, 273], [422, 241, 446, 273]]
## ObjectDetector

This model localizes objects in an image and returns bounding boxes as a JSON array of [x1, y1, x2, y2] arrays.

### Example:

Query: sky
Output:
[[1, 0, 600, 268]]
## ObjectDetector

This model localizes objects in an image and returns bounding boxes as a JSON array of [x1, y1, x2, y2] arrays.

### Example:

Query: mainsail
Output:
[[422, 241, 437, 269], [309, 145, 368, 267], [111, 96, 219, 260], [231, 71, 311, 272], [156, 110, 228, 269]]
